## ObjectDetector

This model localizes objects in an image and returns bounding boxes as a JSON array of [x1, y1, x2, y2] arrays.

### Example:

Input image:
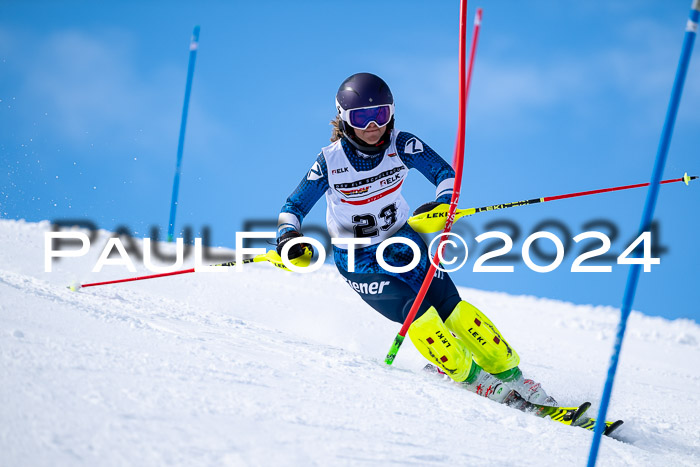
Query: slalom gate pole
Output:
[[587, 2, 699, 466], [408, 173, 697, 233], [71, 256, 261, 290], [385, 3, 481, 365], [167, 26, 200, 243]]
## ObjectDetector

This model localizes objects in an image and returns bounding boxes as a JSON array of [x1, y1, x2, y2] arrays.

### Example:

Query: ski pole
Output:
[[385, 3, 481, 365], [69, 248, 313, 291], [70, 255, 262, 291], [408, 173, 697, 234]]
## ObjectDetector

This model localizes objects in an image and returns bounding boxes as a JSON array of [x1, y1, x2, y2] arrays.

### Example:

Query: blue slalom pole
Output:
[[167, 26, 200, 242], [587, 2, 699, 466]]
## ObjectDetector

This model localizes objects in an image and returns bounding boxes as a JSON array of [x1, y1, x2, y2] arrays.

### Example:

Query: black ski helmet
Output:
[[335, 72, 395, 153]]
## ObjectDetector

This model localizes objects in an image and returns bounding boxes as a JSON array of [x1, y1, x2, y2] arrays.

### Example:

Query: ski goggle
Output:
[[337, 103, 395, 130]]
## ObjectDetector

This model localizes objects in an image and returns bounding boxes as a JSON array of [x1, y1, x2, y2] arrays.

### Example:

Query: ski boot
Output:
[[493, 366, 558, 406], [460, 364, 515, 403]]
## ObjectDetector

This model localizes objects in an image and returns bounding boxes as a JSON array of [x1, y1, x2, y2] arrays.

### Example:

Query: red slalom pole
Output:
[[453, 8, 481, 166], [385, 4, 481, 365]]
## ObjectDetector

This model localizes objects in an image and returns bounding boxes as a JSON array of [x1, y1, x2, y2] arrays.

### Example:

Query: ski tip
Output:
[[604, 420, 624, 436], [572, 402, 592, 424], [582, 418, 624, 436]]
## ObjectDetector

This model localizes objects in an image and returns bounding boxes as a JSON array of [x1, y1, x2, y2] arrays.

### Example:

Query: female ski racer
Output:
[[276, 72, 554, 406]]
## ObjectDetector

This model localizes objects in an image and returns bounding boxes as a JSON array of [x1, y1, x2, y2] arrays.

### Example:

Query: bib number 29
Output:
[[352, 203, 398, 238]]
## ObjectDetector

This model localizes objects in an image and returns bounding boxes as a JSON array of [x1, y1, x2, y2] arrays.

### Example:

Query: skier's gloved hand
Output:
[[276, 230, 312, 260], [413, 201, 448, 216]]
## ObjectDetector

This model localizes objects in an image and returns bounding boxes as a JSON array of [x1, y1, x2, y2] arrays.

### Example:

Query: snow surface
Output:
[[1, 219, 699, 466]]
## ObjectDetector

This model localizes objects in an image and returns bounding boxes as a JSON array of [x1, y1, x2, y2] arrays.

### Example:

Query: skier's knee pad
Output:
[[445, 301, 519, 375], [408, 307, 472, 382]]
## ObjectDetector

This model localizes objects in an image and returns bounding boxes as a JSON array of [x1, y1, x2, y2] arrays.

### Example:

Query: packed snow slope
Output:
[[1, 219, 699, 466]]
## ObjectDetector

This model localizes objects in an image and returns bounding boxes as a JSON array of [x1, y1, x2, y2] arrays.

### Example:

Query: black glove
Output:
[[276, 230, 311, 260], [413, 201, 447, 216]]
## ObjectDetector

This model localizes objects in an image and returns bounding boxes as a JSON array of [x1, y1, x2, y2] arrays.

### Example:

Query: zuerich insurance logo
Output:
[[45, 219, 664, 275]]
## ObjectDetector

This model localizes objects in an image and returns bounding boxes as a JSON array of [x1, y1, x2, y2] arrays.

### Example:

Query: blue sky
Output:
[[2, 0, 699, 323]]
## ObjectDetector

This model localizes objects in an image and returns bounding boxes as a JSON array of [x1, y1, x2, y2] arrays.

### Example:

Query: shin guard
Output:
[[445, 301, 519, 375], [408, 307, 473, 382]]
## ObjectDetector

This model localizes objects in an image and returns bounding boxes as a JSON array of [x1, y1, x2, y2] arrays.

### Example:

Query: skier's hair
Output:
[[330, 116, 344, 142]]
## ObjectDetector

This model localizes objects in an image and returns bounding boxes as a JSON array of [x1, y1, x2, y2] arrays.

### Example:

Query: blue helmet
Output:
[[335, 73, 395, 153]]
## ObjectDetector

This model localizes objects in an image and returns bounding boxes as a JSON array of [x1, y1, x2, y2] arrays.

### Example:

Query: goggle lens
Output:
[[348, 105, 393, 129]]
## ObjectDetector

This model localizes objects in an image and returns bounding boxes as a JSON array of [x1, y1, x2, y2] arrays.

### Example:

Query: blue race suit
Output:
[[278, 130, 461, 323]]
